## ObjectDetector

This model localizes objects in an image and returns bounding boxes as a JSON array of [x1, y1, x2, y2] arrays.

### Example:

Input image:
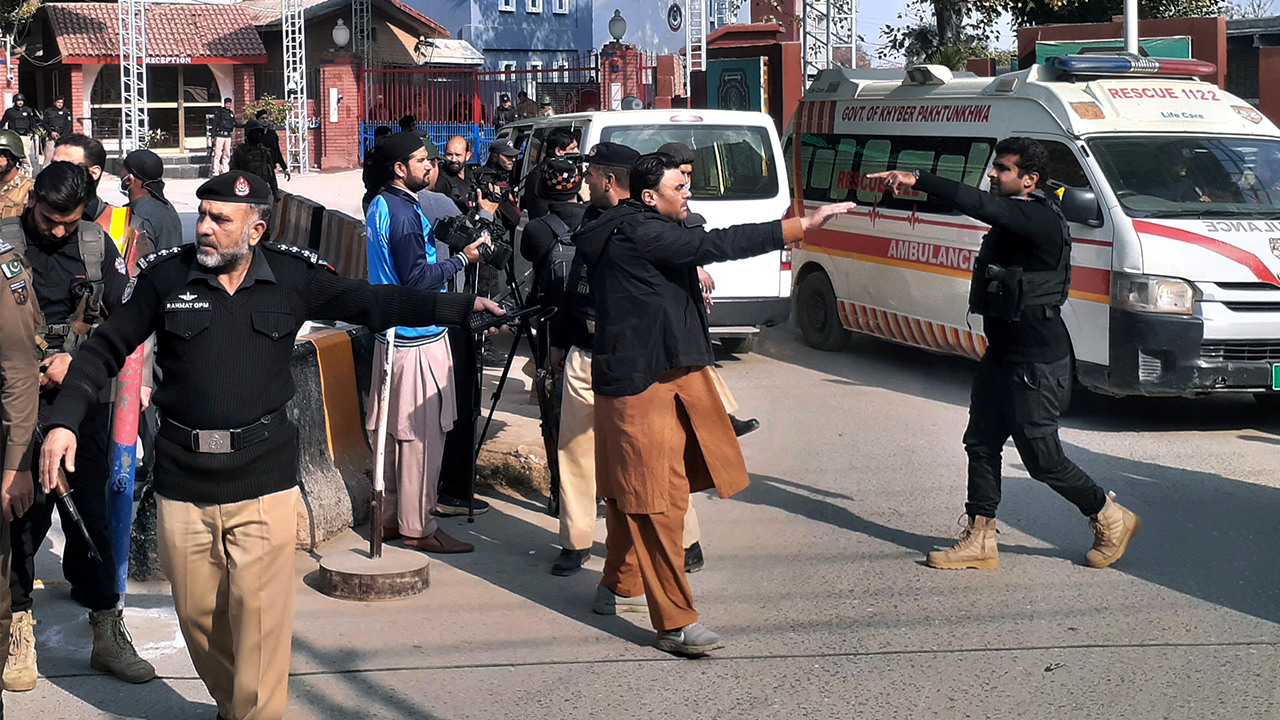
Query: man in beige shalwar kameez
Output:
[[577, 151, 854, 655]]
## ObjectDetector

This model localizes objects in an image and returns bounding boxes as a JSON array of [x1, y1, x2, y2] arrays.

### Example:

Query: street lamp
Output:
[[608, 10, 627, 42], [332, 19, 351, 48]]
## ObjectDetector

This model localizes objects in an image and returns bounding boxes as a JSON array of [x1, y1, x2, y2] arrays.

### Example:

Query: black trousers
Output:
[[10, 401, 119, 613], [438, 326, 479, 501], [963, 355, 1107, 520]]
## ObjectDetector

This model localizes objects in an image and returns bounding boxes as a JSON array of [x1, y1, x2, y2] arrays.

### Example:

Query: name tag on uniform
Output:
[[166, 291, 210, 311]]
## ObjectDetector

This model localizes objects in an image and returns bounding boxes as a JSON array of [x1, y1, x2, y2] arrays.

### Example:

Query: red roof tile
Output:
[[45, 3, 267, 61]]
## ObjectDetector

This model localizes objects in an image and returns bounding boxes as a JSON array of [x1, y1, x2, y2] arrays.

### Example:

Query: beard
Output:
[[196, 223, 253, 272], [441, 159, 464, 177]]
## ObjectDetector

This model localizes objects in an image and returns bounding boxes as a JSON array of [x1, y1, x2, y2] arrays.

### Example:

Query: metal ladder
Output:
[[283, 0, 309, 174], [118, 0, 148, 152]]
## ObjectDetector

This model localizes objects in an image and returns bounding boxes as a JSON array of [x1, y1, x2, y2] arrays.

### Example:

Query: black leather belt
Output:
[[160, 408, 288, 454]]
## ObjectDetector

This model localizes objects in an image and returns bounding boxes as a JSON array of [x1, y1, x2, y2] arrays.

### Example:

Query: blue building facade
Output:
[[590, 1, 749, 56], [414, 0, 594, 69]]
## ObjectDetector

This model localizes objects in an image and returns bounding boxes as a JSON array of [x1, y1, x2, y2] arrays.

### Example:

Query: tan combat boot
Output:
[[88, 607, 156, 684], [3, 610, 38, 692], [926, 515, 998, 570], [1086, 492, 1140, 568]]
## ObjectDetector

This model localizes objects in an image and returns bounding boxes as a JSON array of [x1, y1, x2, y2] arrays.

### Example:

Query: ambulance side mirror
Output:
[[1059, 188, 1104, 228]]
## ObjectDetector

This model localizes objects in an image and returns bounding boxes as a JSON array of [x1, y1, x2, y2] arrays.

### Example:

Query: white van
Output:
[[495, 109, 791, 353], [784, 57, 1280, 404]]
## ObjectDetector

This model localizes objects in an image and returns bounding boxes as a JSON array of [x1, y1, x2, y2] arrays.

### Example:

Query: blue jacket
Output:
[[366, 185, 467, 345]]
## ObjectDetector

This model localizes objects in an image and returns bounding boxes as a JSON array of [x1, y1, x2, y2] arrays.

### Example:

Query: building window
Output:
[[554, 61, 569, 83], [501, 61, 517, 81], [527, 61, 542, 98], [499, 0, 515, 11], [527, 0, 543, 13], [553, 0, 569, 13]]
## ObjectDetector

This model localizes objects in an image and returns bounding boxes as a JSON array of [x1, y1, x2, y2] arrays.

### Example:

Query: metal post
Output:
[[352, 0, 371, 112], [282, 0, 309, 174], [1124, 0, 1139, 54], [370, 328, 396, 559], [118, 0, 149, 152], [685, 0, 706, 95]]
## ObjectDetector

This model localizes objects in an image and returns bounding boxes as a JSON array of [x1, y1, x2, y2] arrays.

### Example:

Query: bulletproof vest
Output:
[[237, 143, 276, 189], [214, 108, 236, 135], [7, 107, 34, 134], [0, 217, 109, 354], [967, 190, 1072, 321]]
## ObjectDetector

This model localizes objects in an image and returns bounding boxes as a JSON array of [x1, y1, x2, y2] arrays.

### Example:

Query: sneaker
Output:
[[551, 548, 590, 576], [684, 542, 705, 574], [592, 584, 647, 615], [656, 623, 725, 655], [435, 494, 490, 516]]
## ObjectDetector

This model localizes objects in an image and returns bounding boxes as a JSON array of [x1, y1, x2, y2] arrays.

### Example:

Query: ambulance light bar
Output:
[[1046, 54, 1217, 78]]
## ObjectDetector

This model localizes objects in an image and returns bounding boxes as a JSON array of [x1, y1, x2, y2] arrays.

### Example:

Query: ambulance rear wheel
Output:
[[797, 271, 850, 351]]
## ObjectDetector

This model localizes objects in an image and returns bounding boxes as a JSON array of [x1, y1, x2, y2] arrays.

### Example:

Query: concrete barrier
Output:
[[282, 195, 325, 250], [268, 191, 291, 244], [317, 209, 367, 280]]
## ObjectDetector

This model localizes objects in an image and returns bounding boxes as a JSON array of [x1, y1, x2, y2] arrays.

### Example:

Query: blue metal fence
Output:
[[359, 123, 497, 163]]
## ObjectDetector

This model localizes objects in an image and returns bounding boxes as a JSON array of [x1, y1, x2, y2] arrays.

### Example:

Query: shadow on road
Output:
[[289, 636, 449, 719], [756, 326, 1280, 435]]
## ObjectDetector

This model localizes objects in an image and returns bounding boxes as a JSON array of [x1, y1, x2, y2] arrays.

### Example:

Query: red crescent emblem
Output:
[[234, 176, 251, 197]]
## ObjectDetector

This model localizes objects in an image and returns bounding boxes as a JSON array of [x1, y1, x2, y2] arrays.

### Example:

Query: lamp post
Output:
[[332, 19, 351, 49], [608, 9, 627, 43]]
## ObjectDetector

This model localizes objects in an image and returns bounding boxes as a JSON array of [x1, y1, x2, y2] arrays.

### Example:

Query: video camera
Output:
[[435, 210, 514, 269]]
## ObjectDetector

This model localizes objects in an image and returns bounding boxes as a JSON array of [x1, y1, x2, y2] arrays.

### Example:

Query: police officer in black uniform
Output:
[[870, 137, 1141, 572], [0, 96, 37, 174], [40, 96, 73, 163], [39, 171, 503, 720], [3, 162, 154, 691]]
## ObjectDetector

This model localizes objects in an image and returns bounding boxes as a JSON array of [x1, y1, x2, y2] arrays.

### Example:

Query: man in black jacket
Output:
[[520, 156, 585, 313], [41, 96, 73, 165], [520, 127, 578, 220], [254, 109, 290, 183], [870, 137, 1140, 572], [580, 152, 853, 655], [0, 95, 37, 174], [209, 98, 240, 175]]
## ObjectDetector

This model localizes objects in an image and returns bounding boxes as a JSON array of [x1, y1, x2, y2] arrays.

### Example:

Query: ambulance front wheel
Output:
[[796, 271, 850, 351]]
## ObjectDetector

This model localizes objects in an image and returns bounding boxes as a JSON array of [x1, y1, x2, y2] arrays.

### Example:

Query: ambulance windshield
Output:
[[599, 125, 778, 200], [1090, 136, 1280, 217]]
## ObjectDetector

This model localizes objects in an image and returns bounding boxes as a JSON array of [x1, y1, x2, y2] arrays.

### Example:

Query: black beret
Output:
[[196, 171, 272, 204], [586, 141, 640, 168], [656, 141, 695, 165], [383, 131, 426, 164]]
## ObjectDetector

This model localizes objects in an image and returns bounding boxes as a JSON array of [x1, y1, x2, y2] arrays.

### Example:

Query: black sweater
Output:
[[578, 200, 784, 397], [46, 242, 475, 504], [914, 173, 1071, 363]]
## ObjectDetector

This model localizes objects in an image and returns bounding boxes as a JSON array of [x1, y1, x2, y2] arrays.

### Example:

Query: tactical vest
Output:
[[0, 175, 32, 219], [0, 217, 109, 356], [967, 190, 1072, 321]]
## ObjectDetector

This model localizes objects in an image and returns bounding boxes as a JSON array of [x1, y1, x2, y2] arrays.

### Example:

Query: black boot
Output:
[[551, 548, 590, 576]]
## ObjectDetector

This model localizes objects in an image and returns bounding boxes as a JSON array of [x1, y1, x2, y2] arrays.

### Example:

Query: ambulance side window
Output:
[[1040, 140, 1093, 192]]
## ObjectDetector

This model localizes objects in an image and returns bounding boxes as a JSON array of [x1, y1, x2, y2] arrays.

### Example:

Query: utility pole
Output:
[[282, 0, 308, 174], [801, 0, 857, 77], [118, 0, 149, 151]]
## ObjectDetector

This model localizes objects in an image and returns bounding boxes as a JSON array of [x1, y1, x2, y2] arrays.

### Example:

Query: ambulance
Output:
[[497, 109, 791, 353], [784, 55, 1280, 404]]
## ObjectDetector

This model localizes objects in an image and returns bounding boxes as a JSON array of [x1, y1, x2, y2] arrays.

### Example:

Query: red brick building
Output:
[[26, 2, 267, 153]]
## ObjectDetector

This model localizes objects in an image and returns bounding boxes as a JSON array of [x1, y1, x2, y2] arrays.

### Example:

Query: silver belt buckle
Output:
[[193, 429, 233, 454], [585, 320, 596, 334]]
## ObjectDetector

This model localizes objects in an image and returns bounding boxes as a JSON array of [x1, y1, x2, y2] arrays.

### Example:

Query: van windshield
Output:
[[1089, 136, 1280, 218], [599, 125, 778, 200]]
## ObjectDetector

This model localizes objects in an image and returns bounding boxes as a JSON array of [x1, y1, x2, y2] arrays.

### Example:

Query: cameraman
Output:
[[436, 136, 476, 212], [365, 131, 490, 553], [521, 128, 579, 220]]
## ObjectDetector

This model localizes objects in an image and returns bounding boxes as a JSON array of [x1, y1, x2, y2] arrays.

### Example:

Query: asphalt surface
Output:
[[10, 319, 1280, 719]]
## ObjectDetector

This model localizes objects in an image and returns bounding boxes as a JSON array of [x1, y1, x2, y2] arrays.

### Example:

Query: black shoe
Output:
[[729, 415, 760, 437], [435, 494, 490, 516], [551, 548, 590, 576], [684, 542, 705, 573]]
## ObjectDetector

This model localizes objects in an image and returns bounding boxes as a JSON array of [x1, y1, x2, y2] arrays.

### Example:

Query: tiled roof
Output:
[[242, 0, 446, 37], [45, 3, 267, 60]]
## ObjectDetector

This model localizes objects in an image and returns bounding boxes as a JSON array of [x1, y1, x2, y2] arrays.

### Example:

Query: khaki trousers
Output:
[[213, 136, 233, 175], [599, 401, 699, 632], [557, 346, 699, 551], [158, 487, 299, 720]]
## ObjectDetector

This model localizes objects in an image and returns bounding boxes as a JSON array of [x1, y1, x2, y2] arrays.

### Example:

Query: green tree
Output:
[[1012, 0, 1225, 26], [1, 0, 40, 43]]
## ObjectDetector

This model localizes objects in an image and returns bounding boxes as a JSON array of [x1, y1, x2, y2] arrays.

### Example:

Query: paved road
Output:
[[11, 322, 1278, 719]]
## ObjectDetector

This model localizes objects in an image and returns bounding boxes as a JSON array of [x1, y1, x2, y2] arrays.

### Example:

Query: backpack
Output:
[[534, 212, 576, 307], [234, 142, 277, 192], [0, 216, 108, 355]]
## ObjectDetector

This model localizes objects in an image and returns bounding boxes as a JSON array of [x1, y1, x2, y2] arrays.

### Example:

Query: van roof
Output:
[[501, 108, 778, 128], [797, 62, 1279, 138]]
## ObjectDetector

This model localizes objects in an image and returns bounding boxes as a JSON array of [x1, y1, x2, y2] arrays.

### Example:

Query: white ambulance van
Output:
[[784, 55, 1280, 404], [496, 109, 791, 353]]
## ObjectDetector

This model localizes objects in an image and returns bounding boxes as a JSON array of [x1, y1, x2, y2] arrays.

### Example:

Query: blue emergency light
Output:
[[1046, 54, 1217, 78]]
